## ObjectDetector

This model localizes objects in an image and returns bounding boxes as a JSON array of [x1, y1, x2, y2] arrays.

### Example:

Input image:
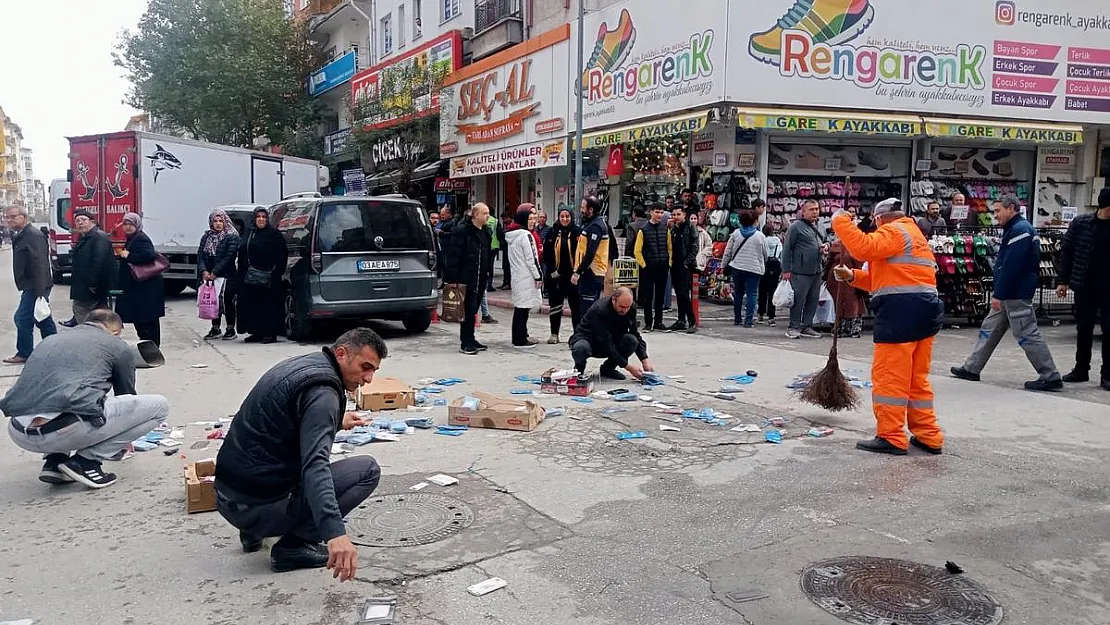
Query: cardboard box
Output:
[[448, 392, 545, 432], [540, 368, 596, 397], [185, 458, 217, 514], [356, 377, 416, 411]]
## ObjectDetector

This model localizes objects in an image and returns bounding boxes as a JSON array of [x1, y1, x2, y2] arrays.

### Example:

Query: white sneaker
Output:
[[786, 329, 801, 339], [801, 328, 823, 339]]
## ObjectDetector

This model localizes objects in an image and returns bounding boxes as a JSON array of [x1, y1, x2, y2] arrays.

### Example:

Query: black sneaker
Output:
[[222, 329, 237, 340], [60, 318, 79, 328], [39, 453, 74, 485], [949, 366, 980, 382], [243, 334, 264, 344], [910, 436, 943, 455], [1025, 379, 1063, 392], [240, 531, 264, 553], [260, 336, 277, 345], [204, 328, 222, 340], [599, 368, 627, 381], [685, 325, 697, 334], [667, 322, 688, 332], [856, 437, 908, 456], [482, 316, 499, 324], [271, 541, 329, 573], [652, 324, 667, 332], [59, 455, 118, 489], [473, 341, 489, 351], [1062, 369, 1089, 383], [460, 345, 479, 355]]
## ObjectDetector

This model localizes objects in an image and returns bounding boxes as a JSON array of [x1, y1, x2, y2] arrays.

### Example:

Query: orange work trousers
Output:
[[870, 336, 944, 450]]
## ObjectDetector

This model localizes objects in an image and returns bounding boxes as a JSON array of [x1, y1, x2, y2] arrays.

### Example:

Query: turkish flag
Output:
[[606, 145, 625, 177]]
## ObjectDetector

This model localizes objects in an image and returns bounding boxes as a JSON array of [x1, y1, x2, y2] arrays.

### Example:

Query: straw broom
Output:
[[800, 278, 860, 412]]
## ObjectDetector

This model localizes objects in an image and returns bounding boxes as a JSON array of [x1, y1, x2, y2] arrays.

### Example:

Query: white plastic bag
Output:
[[33, 297, 51, 322], [772, 280, 794, 309], [814, 285, 836, 326]]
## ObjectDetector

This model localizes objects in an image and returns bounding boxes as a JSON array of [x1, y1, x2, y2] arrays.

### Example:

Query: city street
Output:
[[1, 248, 1108, 625]]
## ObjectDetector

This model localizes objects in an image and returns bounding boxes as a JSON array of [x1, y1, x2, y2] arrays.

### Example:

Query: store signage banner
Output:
[[738, 111, 921, 136], [434, 177, 470, 192], [569, 0, 727, 132], [309, 51, 357, 96], [924, 120, 1083, 143], [576, 112, 709, 149], [440, 33, 569, 159], [351, 31, 463, 130], [449, 139, 567, 178], [727, 0, 1110, 124], [323, 128, 351, 157]]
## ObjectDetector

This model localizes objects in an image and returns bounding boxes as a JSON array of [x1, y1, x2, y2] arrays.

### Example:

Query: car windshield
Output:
[[316, 201, 430, 253], [56, 198, 71, 231]]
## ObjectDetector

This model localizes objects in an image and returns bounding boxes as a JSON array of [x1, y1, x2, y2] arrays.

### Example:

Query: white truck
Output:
[[47, 178, 72, 282], [68, 131, 327, 293]]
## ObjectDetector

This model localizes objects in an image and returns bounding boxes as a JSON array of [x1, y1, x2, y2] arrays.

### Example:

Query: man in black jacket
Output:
[[444, 203, 493, 355], [633, 202, 671, 331], [63, 210, 116, 326], [570, 288, 654, 380], [1056, 187, 1110, 390], [4, 203, 57, 364], [623, 205, 648, 258], [215, 328, 386, 579], [668, 206, 699, 333]]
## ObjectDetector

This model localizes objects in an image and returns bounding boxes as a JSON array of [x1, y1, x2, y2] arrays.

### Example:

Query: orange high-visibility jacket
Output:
[[831, 214, 944, 344]]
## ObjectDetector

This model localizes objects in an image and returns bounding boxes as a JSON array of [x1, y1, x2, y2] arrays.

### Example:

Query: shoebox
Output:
[[540, 368, 596, 397], [356, 377, 416, 411], [185, 458, 217, 514], [448, 392, 546, 432]]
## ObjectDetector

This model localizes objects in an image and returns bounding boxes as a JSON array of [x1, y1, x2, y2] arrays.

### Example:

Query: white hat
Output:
[[873, 198, 904, 216]]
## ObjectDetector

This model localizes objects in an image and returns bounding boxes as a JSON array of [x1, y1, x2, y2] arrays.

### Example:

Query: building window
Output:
[[443, 0, 459, 22], [413, 0, 423, 38], [381, 13, 393, 55], [1100, 146, 1110, 179], [398, 4, 406, 47]]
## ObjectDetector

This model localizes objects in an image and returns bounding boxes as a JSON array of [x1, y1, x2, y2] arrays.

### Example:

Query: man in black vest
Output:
[[633, 202, 671, 331], [215, 328, 386, 580], [668, 206, 699, 333]]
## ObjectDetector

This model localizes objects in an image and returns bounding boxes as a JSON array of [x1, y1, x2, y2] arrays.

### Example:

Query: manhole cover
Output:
[[800, 556, 1003, 625], [346, 493, 474, 547]]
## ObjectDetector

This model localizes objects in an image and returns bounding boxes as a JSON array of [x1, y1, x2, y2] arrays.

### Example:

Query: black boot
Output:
[[1024, 379, 1063, 392], [949, 366, 980, 382], [910, 436, 943, 455], [856, 437, 908, 456], [599, 367, 627, 381], [270, 537, 328, 573], [240, 531, 263, 553], [1062, 369, 1089, 383]]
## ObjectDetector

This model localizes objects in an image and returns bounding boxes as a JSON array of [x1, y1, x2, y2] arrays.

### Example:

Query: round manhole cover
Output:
[[346, 493, 474, 547], [800, 556, 1003, 625]]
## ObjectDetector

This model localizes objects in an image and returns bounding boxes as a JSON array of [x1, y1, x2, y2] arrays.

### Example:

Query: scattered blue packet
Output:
[[435, 429, 465, 437], [612, 392, 639, 402], [350, 425, 373, 434], [640, 372, 666, 387], [460, 396, 481, 410], [510, 389, 534, 395], [405, 417, 435, 429], [389, 421, 408, 434], [571, 397, 593, 404], [348, 433, 375, 446], [434, 378, 465, 386], [515, 375, 542, 384], [372, 417, 392, 430], [546, 407, 566, 417], [723, 375, 757, 385], [421, 386, 445, 394], [720, 385, 745, 393], [143, 431, 165, 443], [616, 431, 648, 440], [765, 430, 783, 444], [433, 399, 448, 407], [414, 392, 429, 405], [438, 425, 468, 431], [602, 407, 629, 415], [132, 439, 158, 451]]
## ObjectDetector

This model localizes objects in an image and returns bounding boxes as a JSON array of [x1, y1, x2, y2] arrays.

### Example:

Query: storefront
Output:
[[439, 26, 571, 219]]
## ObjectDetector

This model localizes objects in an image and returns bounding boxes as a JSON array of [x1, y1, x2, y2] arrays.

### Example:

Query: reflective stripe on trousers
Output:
[[871, 336, 944, 450]]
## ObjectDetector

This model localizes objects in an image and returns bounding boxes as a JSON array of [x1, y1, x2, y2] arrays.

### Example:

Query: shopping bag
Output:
[[197, 282, 220, 320], [33, 297, 51, 322], [440, 283, 467, 323], [772, 280, 794, 309], [814, 285, 836, 326]]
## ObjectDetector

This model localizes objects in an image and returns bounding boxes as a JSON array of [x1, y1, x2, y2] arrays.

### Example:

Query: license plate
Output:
[[357, 259, 400, 272]]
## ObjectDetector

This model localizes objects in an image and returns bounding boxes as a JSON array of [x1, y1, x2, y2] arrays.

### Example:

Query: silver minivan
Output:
[[269, 195, 438, 340]]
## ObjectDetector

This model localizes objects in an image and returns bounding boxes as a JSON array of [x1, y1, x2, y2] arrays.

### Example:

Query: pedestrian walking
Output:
[[63, 210, 115, 326], [782, 199, 828, 339], [197, 208, 240, 340], [1055, 186, 1110, 391], [633, 202, 671, 332], [115, 213, 166, 345], [444, 203, 493, 355], [831, 198, 945, 456], [951, 196, 1062, 391], [722, 210, 768, 327], [543, 208, 580, 343], [572, 196, 611, 314], [825, 239, 866, 338], [757, 224, 783, 326], [4, 203, 57, 364], [507, 204, 543, 348], [236, 207, 288, 344], [668, 206, 699, 333]]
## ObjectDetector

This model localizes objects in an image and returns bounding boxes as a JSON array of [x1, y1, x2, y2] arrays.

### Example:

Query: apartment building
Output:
[[0, 106, 26, 208]]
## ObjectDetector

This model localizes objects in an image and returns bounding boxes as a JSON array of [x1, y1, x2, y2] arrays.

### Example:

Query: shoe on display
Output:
[[858, 150, 889, 171]]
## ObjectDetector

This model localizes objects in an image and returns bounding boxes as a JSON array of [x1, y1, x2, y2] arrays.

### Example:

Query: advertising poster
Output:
[[449, 139, 568, 178], [1035, 146, 1080, 227], [768, 144, 910, 178]]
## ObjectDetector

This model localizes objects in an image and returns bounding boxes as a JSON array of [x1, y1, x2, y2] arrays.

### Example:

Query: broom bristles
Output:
[[799, 281, 860, 412]]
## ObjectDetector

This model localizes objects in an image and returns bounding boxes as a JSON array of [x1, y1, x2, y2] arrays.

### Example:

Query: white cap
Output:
[[873, 198, 904, 216]]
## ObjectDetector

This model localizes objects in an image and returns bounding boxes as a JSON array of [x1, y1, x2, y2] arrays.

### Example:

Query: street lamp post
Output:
[[573, 0, 585, 213]]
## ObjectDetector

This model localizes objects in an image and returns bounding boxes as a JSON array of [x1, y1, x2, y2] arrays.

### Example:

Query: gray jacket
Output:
[[0, 324, 136, 418], [782, 219, 825, 275]]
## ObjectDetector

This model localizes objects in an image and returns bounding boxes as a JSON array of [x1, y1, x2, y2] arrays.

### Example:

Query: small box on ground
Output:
[[540, 368, 596, 397], [448, 392, 545, 432], [356, 377, 416, 411], [185, 458, 217, 514]]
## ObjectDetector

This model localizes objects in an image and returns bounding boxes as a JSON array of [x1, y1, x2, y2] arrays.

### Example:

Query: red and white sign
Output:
[[434, 177, 471, 192], [351, 31, 463, 131], [449, 139, 567, 178]]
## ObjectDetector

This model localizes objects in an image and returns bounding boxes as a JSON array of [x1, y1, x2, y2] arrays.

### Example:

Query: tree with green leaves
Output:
[[348, 57, 450, 195], [116, 0, 322, 155]]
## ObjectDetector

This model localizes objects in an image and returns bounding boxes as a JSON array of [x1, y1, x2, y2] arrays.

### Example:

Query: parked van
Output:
[[47, 179, 72, 282], [269, 194, 438, 340]]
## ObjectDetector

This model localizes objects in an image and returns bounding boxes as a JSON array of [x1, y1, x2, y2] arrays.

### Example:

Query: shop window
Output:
[[915, 146, 1034, 227]]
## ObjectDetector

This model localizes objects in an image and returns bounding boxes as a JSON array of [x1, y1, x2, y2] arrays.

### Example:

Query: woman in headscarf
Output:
[[197, 208, 240, 340], [506, 204, 543, 348], [116, 213, 166, 345], [542, 207, 580, 343], [235, 207, 288, 344]]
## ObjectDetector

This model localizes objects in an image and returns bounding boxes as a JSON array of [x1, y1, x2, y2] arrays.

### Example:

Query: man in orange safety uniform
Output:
[[830, 198, 946, 456]]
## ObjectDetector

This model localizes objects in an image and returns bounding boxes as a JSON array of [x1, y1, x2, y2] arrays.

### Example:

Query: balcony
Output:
[[471, 0, 523, 61]]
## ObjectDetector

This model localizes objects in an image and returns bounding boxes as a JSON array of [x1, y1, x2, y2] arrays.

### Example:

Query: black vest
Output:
[[640, 221, 669, 268]]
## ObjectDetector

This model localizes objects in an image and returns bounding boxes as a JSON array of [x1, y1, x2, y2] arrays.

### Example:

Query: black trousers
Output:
[[639, 265, 669, 328], [460, 279, 487, 348], [501, 249, 511, 285], [512, 307, 531, 345], [578, 273, 603, 313], [571, 334, 639, 373], [671, 266, 694, 325], [1073, 289, 1110, 380], [134, 321, 161, 346], [548, 278, 582, 335], [216, 456, 381, 544], [213, 284, 237, 329], [758, 259, 782, 318]]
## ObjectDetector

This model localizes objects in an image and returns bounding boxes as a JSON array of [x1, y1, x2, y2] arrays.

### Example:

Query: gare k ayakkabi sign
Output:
[[439, 26, 570, 160]]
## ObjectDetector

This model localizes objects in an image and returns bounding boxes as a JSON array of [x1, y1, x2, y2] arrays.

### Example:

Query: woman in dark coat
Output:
[[197, 208, 240, 340], [116, 212, 166, 345], [542, 207, 581, 343], [235, 207, 288, 343]]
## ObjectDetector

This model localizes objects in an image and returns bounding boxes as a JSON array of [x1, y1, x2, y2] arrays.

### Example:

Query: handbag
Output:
[[440, 283, 467, 323], [129, 253, 170, 282], [243, 266, 271, 286]]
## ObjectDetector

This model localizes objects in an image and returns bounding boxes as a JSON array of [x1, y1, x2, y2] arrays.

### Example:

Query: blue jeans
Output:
[[14, 289, 58, 358], [731, 270, 761, 326]]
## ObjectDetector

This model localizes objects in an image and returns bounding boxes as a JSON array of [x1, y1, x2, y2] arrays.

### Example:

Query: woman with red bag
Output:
[[115, 213, 166, 345]]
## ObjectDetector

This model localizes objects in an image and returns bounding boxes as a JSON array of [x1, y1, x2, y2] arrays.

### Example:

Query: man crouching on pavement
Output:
[[570, 287, 655, 381], [215, 328, 384, 581], [0, 309, 170, 489]]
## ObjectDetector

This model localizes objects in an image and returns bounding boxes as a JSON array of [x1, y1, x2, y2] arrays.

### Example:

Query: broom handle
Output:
[[830, 274, 845, 350]]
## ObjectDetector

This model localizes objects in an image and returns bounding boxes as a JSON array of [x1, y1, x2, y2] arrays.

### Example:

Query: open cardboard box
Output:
[[356, 377, 416, 411], [540, 368, 596, 397], [448, 391, 546, 432], [185, 458, 217, 514]]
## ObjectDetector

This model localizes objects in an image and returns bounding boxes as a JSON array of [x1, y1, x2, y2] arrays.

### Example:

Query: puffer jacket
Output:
[[506, 229, 542, 309], [1056, 213, 1098, 293], [444, 220, 492, 288], [633, 221, 671, 268], [197, 231, 241, 282]]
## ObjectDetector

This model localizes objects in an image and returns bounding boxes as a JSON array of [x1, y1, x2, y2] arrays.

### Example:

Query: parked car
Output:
[[268, 194, 438, 339]]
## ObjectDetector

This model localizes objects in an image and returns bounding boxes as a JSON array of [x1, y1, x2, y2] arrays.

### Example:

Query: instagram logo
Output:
[[996, 0, 1016, 25]]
